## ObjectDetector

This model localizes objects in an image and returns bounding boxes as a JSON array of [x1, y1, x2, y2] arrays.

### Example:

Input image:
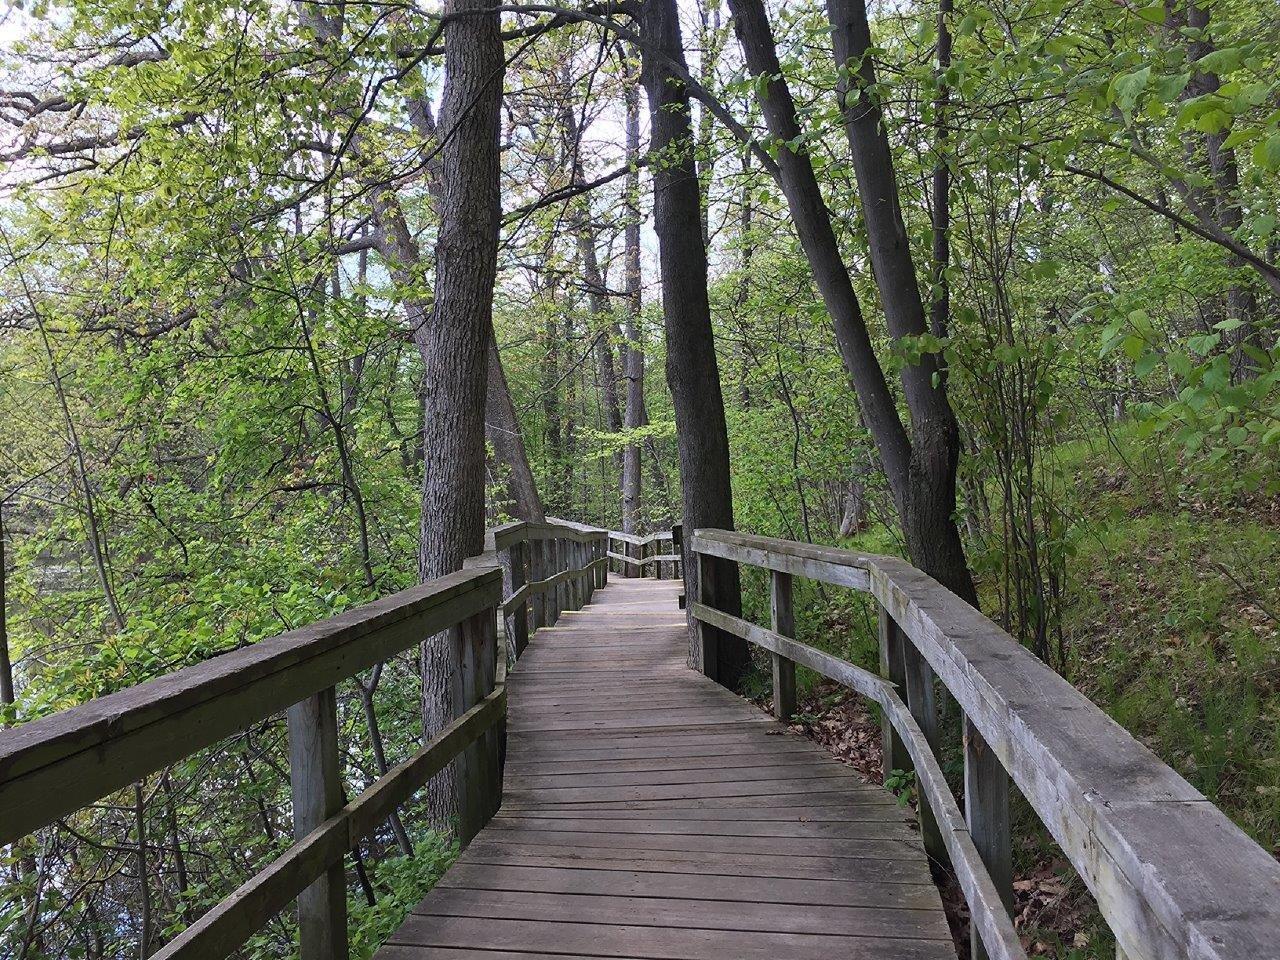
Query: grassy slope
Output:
[[1053, 431, 1280, 851]]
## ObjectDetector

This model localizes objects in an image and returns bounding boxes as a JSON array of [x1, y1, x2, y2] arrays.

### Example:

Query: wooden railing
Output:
[[606, 524, 682, 579], [0, 518, 608, 960], [688, 529, 1280, 960]]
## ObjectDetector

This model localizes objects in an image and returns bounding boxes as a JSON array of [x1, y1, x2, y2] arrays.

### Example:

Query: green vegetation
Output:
[[1, 0, 1277, 954]]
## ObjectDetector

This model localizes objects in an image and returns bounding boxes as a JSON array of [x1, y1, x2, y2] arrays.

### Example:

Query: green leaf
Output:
[[1134, 3, 1165, 22], [1152, 72, 1190, 103], [1194, 108, 1231, 134], [1253, 133, 1280, 172], [1112, 66, 1151, 114], [1213, 318, 1245, 332], [1196, 47, 1244, 76], [1134, 351, 1161, 378]]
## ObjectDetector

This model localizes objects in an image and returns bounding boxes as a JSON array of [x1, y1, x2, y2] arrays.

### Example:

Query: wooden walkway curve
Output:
[[377, 577, 954, 960]]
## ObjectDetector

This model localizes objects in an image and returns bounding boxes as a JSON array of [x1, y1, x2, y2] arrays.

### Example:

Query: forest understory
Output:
[[2, 0, 1279, 955]]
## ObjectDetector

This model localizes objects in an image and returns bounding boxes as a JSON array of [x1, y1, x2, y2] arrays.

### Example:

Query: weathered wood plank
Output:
[[379, 577, 949, 960], [287, 687, 347, 960], [692, 528, 1280, 960], [770, 570, 796, 722], [0, 568, 501, 846]]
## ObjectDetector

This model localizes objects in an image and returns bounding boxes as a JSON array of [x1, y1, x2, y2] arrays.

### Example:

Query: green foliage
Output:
[[348, 835, 459, 960]]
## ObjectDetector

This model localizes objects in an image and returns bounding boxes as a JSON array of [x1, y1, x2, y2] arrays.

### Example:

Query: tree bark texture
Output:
[[829, 0, 978, 606], [640, 0, 747, 687], [621, 65, 647, 535], [416, 0, 504, 826]]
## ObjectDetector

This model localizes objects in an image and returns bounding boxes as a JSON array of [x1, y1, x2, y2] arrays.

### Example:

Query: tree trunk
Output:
[[487, 334, 546, 521], [930, 0, 952, 351], [0, 502, 13, 718], [826, 0, 977, 606], [416, 0, 503, 827], [621, 63, 647, 535], [1182, 2, 1263, 379], [640, 0, 747, 687], [728, 0, 977, 605]]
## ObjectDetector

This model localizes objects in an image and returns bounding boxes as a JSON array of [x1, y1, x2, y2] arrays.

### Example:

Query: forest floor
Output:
[[753, 427, 1280, 959]]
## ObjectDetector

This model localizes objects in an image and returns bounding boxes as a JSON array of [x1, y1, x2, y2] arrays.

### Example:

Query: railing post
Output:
[[530, 538, 546, 633], [626, 538, 639, 578], [456, 607, 499, 845], [508, 540, 529, 658], [656, 536, 666, 580], [770, 570, 796, 722], [694, 548, 719, 679], [902, 644, 947, 868], [965, 716, 1013, 960], [596, 536, 607, 589], [548, 539, 561, 625], [672, 524, 683, 582], [567, 539, 580, 610], [877, 604, 911, 784], [287, 686, 347, 960], [570, 540, 584, 608]]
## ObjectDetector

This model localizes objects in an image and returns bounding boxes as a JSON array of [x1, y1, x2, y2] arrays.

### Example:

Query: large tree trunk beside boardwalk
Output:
[[416, 0, 504, 827], [639, 0, 747, 688]]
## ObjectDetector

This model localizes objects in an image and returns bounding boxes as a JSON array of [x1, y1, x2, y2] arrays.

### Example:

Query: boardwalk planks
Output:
[[376, 578, 951, 960]]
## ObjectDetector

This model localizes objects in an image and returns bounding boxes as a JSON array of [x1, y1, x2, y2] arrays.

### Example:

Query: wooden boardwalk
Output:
[[377, 577, 953, 960]]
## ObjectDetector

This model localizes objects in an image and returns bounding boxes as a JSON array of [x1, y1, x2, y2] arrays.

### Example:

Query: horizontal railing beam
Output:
[[152, 686, 506, 960], [689, 528, 1280, 960], [0, 568, 502, 846], [688, 600, 1025, 960]]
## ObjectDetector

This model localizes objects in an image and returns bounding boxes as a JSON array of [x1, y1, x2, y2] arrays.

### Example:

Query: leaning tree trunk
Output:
[[487, 334, 545, 522], [621, 64, 647, 535], [416, 0, 504, 826], [640, 0, 747, 688], [826, 0, 976, 606]]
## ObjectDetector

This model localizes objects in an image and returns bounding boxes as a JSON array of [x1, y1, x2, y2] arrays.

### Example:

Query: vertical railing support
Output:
[[531, 538, 547, 633], [965, 716, 1014, 960], [770, 570, 796, 722], [548, 539, 561, 625], [508, 540, 528, 658], [903, 644, 947, 867], [596, 536, 607, 589], [456, 607, 499, 845], [287, 687, 347, 960], [627, 538, 639, 578], [672, 524, 683, 583], [694, 549, 719, 679], [877, 604, 911, 785], [570, 540, 583, 608]]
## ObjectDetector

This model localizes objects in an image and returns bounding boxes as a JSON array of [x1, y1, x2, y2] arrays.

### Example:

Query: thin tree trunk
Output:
[[1182, 2, 1263, 379], [728, 0, 976, 605], [487, 335, 546, 521], [640, 0, 747, 686], [620, 62, 647, 535], [0, 502, 13, 717], [416, 0, 503, 827], [930, 0, 952, 352], [134, 782, 151, 960]]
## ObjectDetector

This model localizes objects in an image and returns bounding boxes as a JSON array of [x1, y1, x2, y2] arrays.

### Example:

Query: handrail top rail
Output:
[[0, 566, 502, 847], [486, 517, 609, 553], [690, 527, 1280, 960], [607, 529, 676, 547], [0, 566, 499, 782]]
